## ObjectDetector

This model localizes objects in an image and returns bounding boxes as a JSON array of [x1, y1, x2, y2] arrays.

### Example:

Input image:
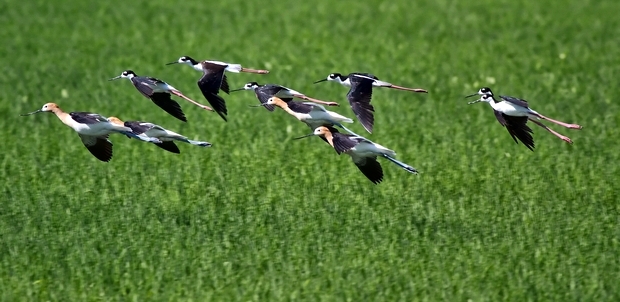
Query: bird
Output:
[[466, 87, 583, 150], [166, 56, 270, 121], [314, 73, 427, 133], [294, 126, 418, 184], [20, 103, 159, 162], [258, 96, 359, 140], [230, 82, 340, 111], [107, 116, 212, 154], [109, 70, 213, 122]]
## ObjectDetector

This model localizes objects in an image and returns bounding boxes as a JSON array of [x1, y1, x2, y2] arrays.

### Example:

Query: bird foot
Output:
[[561, 136, 573, 144]]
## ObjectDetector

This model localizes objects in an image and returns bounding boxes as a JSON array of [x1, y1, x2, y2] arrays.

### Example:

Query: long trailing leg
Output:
[[382, 154, 419, 174], [240, 67, 269, 74], [531, 113, 582, 129], [169, 90, 214, 111], [293, 94, 340, 107], [528, 118, 573, 144]]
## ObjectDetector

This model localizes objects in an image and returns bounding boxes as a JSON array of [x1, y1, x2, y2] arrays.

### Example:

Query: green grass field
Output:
[[1, 0, 620, 300]]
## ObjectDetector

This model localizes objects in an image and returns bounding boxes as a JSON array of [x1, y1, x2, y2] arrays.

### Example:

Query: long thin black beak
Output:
[[467, 99, 482, 105], [165, 61, 179, 65], [465, 93, 479, 98], [229, 88, 245, 93], [248, 103, 270, 108], [109, 75, 121, 81], [313, 79, 328, 84], [21, 109, 43, 116], [293, 133, 315, 140]]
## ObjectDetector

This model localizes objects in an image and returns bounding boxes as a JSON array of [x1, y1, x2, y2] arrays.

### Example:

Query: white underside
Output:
[[64, 118, 130, 136], [143, 127, 187, 141], [296, 109, 354, 125], [347, 141, 396, 162], [490, 101, 535, 117]]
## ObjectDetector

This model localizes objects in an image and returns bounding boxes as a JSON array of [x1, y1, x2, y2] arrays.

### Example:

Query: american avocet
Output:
[[314, 73, 428, 133], [107, 116, 212, 154], [20, 103, 158, 162], [466, 87, 583, 150], [166, 56, 270, 121], [230, 82, 340, 110], [259, 96, 358, 137], [109, 70, 213, 122], [294, 126, 418, 184]]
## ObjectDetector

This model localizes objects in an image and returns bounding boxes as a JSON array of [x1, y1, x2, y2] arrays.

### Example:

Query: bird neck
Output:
[[51, 107, 70, 125], [322, 132, 335, 148]]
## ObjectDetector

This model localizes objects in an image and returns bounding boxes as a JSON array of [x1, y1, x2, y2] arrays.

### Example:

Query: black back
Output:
[[286, 101, 314, 114], [499, 95, 530, 108], [123, 121, 154, 135], [70, 112, 107, 124]]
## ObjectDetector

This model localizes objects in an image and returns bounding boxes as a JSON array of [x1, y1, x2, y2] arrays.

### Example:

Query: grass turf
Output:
[[1, 0, 619, 300]]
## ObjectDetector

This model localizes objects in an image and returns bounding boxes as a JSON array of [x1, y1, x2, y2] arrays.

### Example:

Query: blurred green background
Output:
[[1, 0, 619, 300]]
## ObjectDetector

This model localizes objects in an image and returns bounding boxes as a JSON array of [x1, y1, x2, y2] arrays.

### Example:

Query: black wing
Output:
[[494, 110, 535, 151], [331, 132, 359, 155], [123, 121, 154, 135], [70, 112, 107, 124], [347, 76, 376, 133], [131, 77, 157, 98], [154, 141, 180, 154], [78, 134, 113, 162], [254, 86, 286, 112], [220, 74, 230, 94], [499, 95, 529, 108], [286, 101, 314, 114], [150, 93, 188, 122], [197, 62, 228, 121], [352, 156, 383, 184]]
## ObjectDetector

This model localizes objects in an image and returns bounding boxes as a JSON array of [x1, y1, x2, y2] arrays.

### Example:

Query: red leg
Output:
[[388, 84, 428, 93], [293, 94, 340, 106], [533, 113, 582, 129], [170, 90, 213, 111], [240, 67, 269, 74], [528, 118, 573, 144]]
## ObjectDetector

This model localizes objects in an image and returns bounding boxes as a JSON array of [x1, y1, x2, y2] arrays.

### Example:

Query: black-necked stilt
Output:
[[230, 82, 340, 110], [166, 56, 270, 121], [20, 103, 158, 162], [466, 87, 583, 150], [107, 117, 212, 154], [314, 73, 427, 133], [294, 126, 418, 184], [109, 70, 213, 122]]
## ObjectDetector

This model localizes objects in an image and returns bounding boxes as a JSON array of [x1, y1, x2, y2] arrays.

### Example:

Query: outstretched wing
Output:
[[350, 155, 383, 184], [149, 93, 188, 122], [494, 110, 535, 151], [331, 132, 360, 154], [78, 134, 113, 162]]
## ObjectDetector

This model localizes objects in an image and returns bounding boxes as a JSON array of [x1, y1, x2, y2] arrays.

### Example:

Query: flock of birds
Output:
[[21, 56, 583, 184]]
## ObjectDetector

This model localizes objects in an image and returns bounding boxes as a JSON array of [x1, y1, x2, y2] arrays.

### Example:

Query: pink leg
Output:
[[388, 84, 428, 93], [528, 118, 573, 144], [533, 113, 582, 129], [240, 67, 269, 74], [293, 94, 340, 107], [170, 90, 213, 111]]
